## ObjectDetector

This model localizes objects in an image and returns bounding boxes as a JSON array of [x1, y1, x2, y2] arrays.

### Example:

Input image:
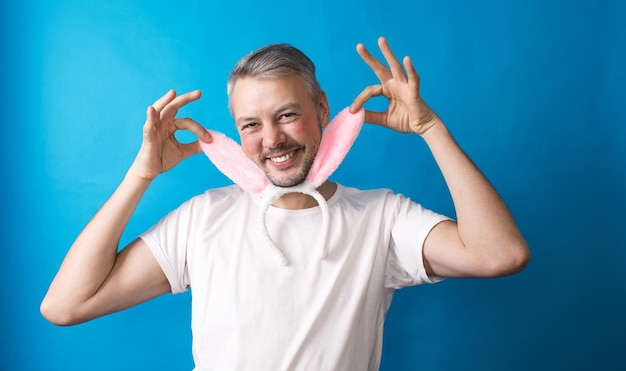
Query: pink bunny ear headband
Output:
[[199, 107, 365, 265]]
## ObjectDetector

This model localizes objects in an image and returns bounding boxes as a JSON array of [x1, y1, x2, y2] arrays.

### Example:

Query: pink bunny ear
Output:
[[199, 130, 269, 195], [308, 107, 365, 186]]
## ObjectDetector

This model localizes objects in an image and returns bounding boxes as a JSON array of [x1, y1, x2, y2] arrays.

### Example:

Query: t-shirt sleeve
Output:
[[140, 202, 193, 294], [384, 194, 452, 288]]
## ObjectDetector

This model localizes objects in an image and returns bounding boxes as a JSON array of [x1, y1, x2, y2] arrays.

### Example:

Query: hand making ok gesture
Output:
[[132, 89, 211, 181], [350, 37, 441, 135]]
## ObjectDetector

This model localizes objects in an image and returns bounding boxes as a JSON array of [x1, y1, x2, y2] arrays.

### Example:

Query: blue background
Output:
[[2, 0, 625, 370]]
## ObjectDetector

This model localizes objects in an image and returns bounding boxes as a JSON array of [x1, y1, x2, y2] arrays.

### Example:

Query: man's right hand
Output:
[[40, 90, 212, 325], [130, 89, 212, 181]]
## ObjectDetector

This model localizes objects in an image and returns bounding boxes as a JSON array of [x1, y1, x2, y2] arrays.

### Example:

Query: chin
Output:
[[269, 178, 305, 188], [267, 172, 308, 188]]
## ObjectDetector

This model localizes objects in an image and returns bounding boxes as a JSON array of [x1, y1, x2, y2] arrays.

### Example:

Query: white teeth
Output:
[[270, 152, 294, 163]]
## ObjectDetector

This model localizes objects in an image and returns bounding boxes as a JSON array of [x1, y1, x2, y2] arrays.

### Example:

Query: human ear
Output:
[[319, 91, 330, 128]]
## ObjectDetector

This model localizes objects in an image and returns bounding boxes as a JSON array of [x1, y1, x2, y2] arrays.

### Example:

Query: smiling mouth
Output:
[[269, 151, 295, 164]]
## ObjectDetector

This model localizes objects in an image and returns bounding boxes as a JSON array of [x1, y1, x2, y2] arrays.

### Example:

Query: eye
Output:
[[240, 122, 260, 132], [279, 112, 298, 122]]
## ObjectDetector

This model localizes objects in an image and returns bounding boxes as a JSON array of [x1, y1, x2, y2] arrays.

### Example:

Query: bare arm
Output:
[[41, 90, 211, 325], [419, 122, 529, 277], [350, 37, 529, 278]]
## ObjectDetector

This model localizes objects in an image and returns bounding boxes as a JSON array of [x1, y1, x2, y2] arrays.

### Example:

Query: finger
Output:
[[356, 42, 392, 83], [363, 110, 388, 127], [403, 56, 421, 90], [378, 37, 407, 83], [143, 106, 159, 136], [350, 84, 384, 113], [173, 117, 212, 143], [151, 90, 176, 113], [178, 141, 203, 159], [160, 90, 202, 120]]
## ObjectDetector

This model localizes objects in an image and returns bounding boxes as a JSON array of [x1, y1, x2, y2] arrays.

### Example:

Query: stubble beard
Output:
[[260, 110, 325, 188], [263, 139, 319, 187]]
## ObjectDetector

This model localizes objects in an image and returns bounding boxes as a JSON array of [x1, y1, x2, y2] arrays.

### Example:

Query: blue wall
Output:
[[2, 0, 625, 370]]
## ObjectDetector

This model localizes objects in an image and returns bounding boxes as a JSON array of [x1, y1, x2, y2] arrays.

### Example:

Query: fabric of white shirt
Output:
[[141, 184, 449, 371]]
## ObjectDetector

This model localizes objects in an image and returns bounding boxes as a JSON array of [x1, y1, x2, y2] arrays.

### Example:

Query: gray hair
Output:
[[227, 43, 322, 110]]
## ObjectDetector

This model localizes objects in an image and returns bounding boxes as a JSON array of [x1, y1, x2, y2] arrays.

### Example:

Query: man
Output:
[[41, 37, 529, 370]]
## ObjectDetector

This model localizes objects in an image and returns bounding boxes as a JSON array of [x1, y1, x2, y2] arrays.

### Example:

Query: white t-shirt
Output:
[[141, 183, 449, 371]]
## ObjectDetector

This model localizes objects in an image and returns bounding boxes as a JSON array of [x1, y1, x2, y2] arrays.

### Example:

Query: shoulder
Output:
[[334, 184, 406, 207], [334, 184, 449, 220], [335, 183, 394, 199], [144, 185, 251, 235], [331, 184, 412, 219], [163, 184, 250, 220], [188, 184, 247, 206]]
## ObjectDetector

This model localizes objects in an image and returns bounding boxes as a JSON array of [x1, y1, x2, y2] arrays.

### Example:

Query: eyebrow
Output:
[[275, 102, 302, 114], [235, 102, 303, 127]]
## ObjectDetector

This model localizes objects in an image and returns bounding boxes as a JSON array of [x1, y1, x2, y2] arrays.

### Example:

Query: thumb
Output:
[[363, 110, 388, 127], [179, 141, 203, 159]]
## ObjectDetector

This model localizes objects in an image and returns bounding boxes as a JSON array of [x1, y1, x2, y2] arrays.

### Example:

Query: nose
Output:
[[262, 122, 286, 149]]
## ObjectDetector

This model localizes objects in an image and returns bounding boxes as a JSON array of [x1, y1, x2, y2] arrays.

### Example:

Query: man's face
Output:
[[231, 75, 329, 187]]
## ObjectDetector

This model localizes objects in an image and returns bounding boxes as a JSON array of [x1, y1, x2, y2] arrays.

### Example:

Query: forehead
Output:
[[230, 75, 313, 117]]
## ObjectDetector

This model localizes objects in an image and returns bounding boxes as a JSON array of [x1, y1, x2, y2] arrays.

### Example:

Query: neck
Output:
[[271, 181, 337, 210]]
